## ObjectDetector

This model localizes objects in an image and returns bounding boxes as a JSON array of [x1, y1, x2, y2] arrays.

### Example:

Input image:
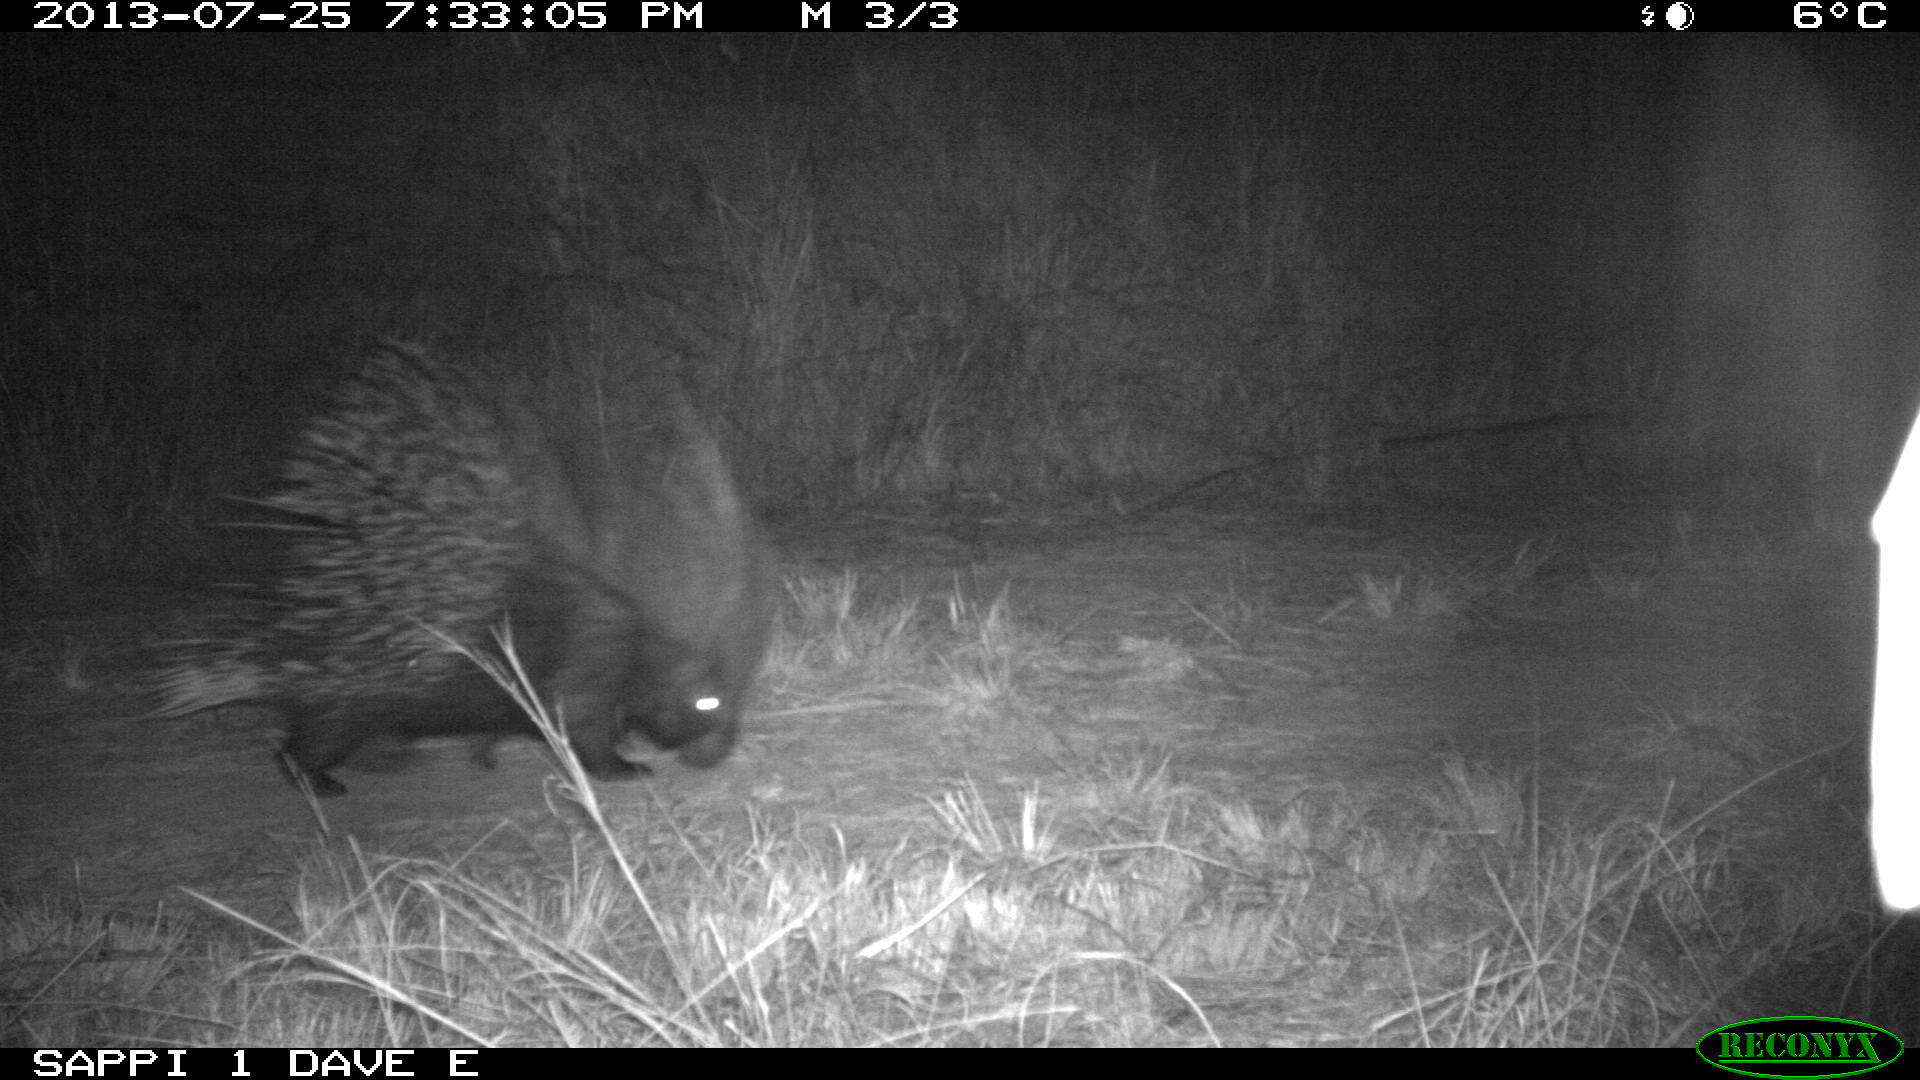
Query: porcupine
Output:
[[155, 343, 772, 797]]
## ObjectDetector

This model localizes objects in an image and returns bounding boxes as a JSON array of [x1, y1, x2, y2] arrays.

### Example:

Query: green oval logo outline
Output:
[[1697, 1016, 1905, 1079]]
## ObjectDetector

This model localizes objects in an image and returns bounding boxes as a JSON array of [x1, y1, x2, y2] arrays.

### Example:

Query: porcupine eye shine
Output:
[[548, 626, 738, 778], [620, 638, 738, 767]]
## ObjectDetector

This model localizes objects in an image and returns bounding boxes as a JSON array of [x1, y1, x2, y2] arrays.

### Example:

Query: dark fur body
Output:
[[162, 345, 772, 796]]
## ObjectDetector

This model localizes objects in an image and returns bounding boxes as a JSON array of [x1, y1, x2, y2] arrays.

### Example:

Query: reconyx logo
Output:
[[1697, 1016, 1904, 1079]]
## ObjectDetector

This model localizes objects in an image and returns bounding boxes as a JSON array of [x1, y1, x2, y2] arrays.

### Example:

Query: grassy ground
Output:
[[3, 502, 1903, 1047]]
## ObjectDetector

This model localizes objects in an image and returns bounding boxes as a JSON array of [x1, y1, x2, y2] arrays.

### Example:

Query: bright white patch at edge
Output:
[[1873, 415, 1920, 910]]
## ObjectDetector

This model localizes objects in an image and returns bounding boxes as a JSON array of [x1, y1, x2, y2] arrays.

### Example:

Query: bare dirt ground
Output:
[[0, 495, 1876, 947]]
